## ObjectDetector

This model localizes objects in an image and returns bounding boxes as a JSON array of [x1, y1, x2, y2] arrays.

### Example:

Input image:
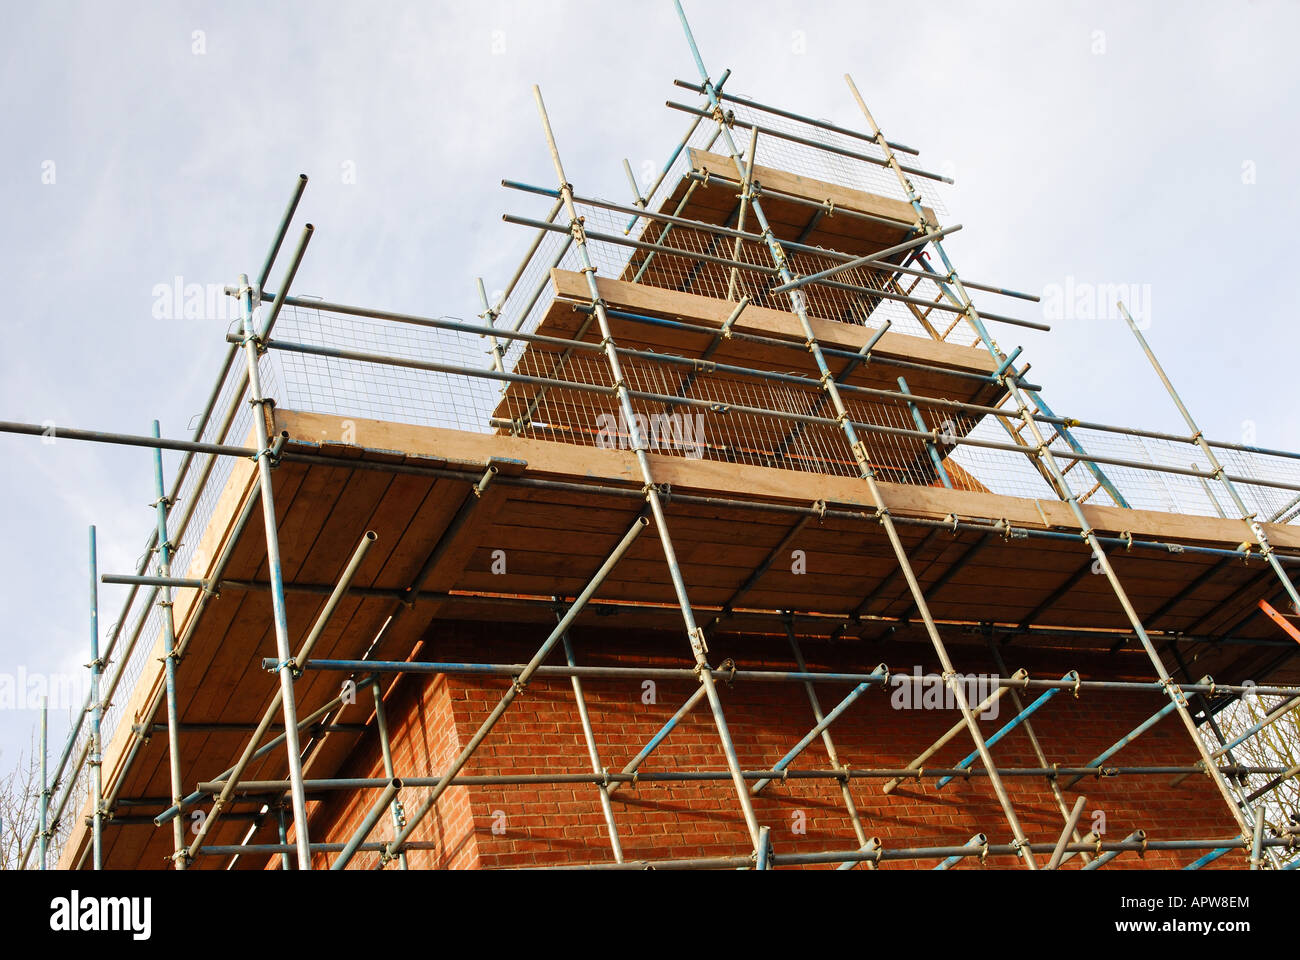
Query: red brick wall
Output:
[[307, 620, 1246, 870]]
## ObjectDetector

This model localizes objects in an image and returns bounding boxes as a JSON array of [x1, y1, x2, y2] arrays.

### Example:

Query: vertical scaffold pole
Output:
[[783, 621, 874, 869], [39, 696, 48, 870], [151, 421, 188, 870], [840, 79, 1251, 839], [1121, 303, 1300, 617], [561, 627, 624, 863], [88, 525, 103, 870], [673, 0, 1037, 867], [531, 81, 763, 852], [237, 273, 314, 869], [370, 680, 408, 870]]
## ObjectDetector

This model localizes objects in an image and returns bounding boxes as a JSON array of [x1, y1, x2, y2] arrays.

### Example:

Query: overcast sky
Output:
[[2, 1, 1297, 791]]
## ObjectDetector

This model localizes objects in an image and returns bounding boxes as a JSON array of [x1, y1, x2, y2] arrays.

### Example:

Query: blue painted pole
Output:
[[751, 665, 888, 794], [238, 274, 315, 869], [898, 376, 952, 488], [608, 684, 709, 795], [934, 833, 987, 870], [936, 675, 1075, 789], [1063, 698, 1182, 789]]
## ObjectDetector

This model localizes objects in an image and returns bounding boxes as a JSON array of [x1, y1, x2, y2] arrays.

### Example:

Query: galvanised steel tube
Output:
[[488, 196, 563, 318], [370, 680, 408, 870], [151, 421, 188, 870], [883, 670, 1027, 794], [332, 779, 402, 870], [203, 763, 1288, 795], [1047, 796, 1089, 869], [797, 271, 1052, 332], [785, 626, 874, 868], [675, 0, 1038, 868], [561, 630, 624, 863], [504, 178, 1041, 307], [158, 686, 361, 825], [1063, 697, 1184, 789], [184, 530, 377, 861], [103, 574, 206, 590], [630, 125, 726, 284], [845, 75, 1128, 510], [502, 213, 781, 275], [257, 225, 313, 342], [536, 833, 1283, 870], [935, 676, 1072, 789], [0, 421, 258, 459], [287, 658, 1300, 699], [664, 101, 952, 184], [1081, 830, 1146, 871], [25, 174, 304, 867], [256, 174, 309, 294], [115, 464, 267, 820], [934, 833, 988, 870], [683, 169, 908, 233], [749, 664, 887, 794], [88, 526, 103, 870], [1184, 846, 1232, 870], [898, 375, 952, 488], [1211, 696, 1300, 760], [1122, 303, 1300, 618], [238, 273, 313, 870], [989, 642, 1092, 866], [767, 225, 963, 294], [670, 78, 920, 155], [622, 75, 728, 234], [846, 78, 1256, 843], [605, 684, 709, 797], [526, 83, 765, 854], [39, 699, 48, 870], [1245, 760, 1300, 803], [227, 569, 1300, 643], [835, 837, 881, 872], [755, 826, 772, 870], [1250, 807, 1266, 870], [381, 512, 652, 864]]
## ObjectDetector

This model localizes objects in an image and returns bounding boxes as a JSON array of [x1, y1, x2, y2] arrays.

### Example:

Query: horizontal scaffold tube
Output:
[[279, 658, 1300, 698], [198, 763, 1289, 796], [222, 335, 1300, 497], [670, 78, 920, 155], [245, 288, 1300, 462], [531, 834, 1293, 870], [664, 100, 952, 183]]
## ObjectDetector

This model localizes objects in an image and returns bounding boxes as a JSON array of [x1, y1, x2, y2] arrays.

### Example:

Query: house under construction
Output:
[[18, 3, 1300, 871]]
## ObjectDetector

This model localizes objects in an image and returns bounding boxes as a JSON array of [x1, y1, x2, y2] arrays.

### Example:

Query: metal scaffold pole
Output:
[[39, 696, 48, 870], [1120, 303, 1300, 616], [525, 81, 765, 857], [674, 0, 1039, 868], [840, 77, 1256, 841], [88, 525, 103, 870], [237, 272, 315, 869], [151, 420, 189, 870]]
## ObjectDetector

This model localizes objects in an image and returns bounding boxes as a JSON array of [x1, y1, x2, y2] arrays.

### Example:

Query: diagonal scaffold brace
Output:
[[673, 0, 1040, 868]]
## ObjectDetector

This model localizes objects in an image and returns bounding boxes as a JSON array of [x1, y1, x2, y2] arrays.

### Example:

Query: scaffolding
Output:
[[10, 1, 1300, 871]]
